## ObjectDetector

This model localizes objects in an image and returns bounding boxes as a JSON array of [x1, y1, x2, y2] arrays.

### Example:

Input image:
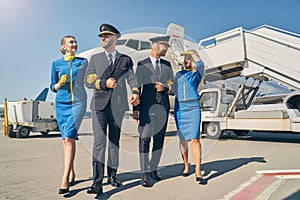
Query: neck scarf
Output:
[[64, 54, 76, 61], [183, 67, 193, 71]]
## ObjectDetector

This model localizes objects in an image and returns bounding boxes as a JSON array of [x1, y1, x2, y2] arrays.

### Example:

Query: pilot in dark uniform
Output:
[[133, 35, 174, 187], [85, 23, 139, 195]]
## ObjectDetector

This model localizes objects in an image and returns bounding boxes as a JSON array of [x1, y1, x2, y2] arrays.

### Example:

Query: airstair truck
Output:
[[197, 25, 300, 138], [3, 88, 59, 138]]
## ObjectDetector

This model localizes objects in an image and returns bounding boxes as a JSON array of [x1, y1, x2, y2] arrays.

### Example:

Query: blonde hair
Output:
[[60, 35, 76, 55], [185, 49, 199, 62]]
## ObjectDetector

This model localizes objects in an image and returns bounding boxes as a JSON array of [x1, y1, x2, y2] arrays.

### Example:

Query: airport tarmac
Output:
[[1, 117, 300, 200]]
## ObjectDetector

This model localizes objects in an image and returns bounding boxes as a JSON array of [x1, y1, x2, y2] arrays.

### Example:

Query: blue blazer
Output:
[[174, 61, 204, 102], [50, 57, 87, 103]]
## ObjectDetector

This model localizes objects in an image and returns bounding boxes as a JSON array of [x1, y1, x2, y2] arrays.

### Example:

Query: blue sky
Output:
[[0, 0, 299, 103]]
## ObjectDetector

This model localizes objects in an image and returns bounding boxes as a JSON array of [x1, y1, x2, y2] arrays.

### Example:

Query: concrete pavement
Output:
[[1, 118, 300, 200]]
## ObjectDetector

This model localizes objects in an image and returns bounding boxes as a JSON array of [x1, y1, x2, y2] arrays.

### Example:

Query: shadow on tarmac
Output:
[[215, 132, 300, 144], [285, 189, 300, 200], [6, 132, 93, 139], [165, 130, 177, 137], [73, 156, 266, 199], [201, 157, 267, 183], [62, 178, 93, 198]]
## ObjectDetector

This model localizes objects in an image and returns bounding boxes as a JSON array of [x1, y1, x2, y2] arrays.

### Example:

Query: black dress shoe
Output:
[[58, 187, 69, 194], [87, 183, 103, 194], [141, 173, 151, 187], [150, 170, 162, 181], [108, 176, 121, 187]]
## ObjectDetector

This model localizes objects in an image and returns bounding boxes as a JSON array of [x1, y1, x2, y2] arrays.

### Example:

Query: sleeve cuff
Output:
[[132, 87, 140, 94], [166, 79, 173, 93], [95, 79, 101, 90]]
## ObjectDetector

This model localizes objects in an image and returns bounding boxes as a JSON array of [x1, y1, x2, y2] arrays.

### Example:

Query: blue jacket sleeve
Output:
[[50, 61, 58, 93], [196, 61, 205, 78]]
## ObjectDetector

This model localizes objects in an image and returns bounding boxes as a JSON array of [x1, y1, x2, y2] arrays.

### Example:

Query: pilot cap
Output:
[[98, 23, 121, 38], [149, 35, 170, 47]]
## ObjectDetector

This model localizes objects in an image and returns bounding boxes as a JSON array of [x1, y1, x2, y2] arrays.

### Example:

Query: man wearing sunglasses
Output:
[[133, 35, 174, 187]]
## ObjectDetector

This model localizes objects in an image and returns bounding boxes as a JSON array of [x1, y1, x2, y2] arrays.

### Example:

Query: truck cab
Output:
[[200, 87, 236, 118], [200, 87, 236, 138]]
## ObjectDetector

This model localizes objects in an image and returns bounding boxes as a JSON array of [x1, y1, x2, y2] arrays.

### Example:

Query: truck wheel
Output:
[[8, 126, 16, 138], [40, 131, 49, 135], [204, 123, 222, 139], [17, 126, 30, 138], [233, 130, 249, 136]]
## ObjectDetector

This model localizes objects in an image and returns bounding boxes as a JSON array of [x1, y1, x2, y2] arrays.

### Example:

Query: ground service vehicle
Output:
[[3, 88, 58, 138], [197, 25, 300, 138]]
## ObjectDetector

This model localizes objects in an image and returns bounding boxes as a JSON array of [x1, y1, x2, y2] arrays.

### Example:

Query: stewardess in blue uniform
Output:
[[50, 35, 87, 194]]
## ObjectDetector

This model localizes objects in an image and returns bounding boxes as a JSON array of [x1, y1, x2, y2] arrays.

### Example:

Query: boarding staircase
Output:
[[197, 25, 300, 90]]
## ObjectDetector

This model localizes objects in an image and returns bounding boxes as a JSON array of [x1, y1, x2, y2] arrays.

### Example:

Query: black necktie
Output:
[[108, 53, 113, 71], [155, 59, 160, 80], [155, 59, 161, 104]]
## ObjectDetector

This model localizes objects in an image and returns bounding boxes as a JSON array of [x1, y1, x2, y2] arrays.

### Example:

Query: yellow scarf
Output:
[[183, 67, 193, 71], [64, 54, 76, 61]]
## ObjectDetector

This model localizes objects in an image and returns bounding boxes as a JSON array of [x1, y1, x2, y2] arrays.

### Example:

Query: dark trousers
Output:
[[91, 102, 124, 184], [138, 104, 169, 173]]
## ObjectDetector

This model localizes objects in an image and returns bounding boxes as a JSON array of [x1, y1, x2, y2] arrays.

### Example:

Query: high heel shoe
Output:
[[196, 176, 207, 185], [69, 177, 76, 186], [182, 171, 189, 177], [182, 164, 190, 177], [58, 187, 69, 194]]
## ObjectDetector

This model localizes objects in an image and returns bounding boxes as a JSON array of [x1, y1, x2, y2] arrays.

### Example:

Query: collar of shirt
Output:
[[150, 56, 160, 68], [105, 51, 117, 62]]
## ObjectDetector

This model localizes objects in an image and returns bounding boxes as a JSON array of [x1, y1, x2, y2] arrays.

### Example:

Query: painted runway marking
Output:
[[257, 169, 300, 179], [255, 179, 284, 200], [221, 174, 262, 200], [221, 169, 300, 200], [230, 175, 277, 200]]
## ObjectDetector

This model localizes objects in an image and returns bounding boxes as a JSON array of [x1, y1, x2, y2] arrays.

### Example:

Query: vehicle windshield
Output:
[[200, 91, 218, 111]]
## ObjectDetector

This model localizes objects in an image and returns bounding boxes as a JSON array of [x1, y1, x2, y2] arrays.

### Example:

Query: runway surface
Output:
[[1, 117, 300, 200]]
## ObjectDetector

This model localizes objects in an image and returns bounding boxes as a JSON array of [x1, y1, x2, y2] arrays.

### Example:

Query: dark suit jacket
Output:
[[134, 57, 174, 112], [85, 51, 138, 111]]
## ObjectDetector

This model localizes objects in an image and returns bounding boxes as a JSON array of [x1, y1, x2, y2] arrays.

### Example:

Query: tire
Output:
[[40, 131, 49, 135], [204, 122, 222, 139], [16, 126, 30, 138], [233, 130, 250, 137], [8, 126, 16, 138]]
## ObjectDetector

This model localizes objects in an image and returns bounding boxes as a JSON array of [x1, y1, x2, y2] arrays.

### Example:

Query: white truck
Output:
[[197, 25, 300, 138], [3, 88, 59, 138]]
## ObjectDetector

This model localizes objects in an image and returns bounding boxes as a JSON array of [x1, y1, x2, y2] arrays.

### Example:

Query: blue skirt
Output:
[[55, 101, 86, 140], [174, 99, 201, 141]]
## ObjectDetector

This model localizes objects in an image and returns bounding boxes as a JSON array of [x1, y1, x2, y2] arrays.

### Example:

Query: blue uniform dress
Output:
[[50, 57, 87, 140], [174, 61, 204, 141]]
